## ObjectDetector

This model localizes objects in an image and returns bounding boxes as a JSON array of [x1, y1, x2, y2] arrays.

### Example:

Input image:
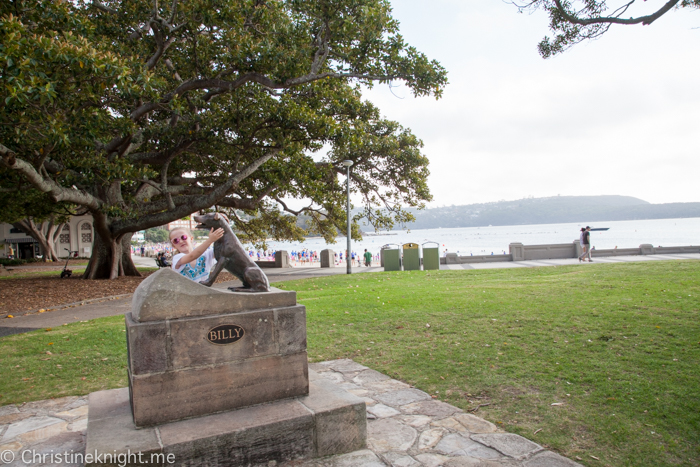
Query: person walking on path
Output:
[[579, 226, 593, 262], [364, 249, 372, 267], [170, 226, 224, 283]]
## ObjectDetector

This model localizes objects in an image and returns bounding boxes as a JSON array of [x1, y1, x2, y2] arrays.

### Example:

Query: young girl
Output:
[[169, 227, 224, 283]]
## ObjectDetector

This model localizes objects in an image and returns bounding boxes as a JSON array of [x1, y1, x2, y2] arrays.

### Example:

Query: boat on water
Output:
[[590, 228, 610, 231]]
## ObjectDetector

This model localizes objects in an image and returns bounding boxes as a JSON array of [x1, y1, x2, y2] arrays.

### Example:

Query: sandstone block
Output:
[[130, 352, 309, 427], [275, 305, 307, 354], [131, 269, 296, 322], [160, 398, 315, 466], [85, 389, 162, 467], [300, 377, 367, 457], [125, 314, 168, 374], [166, 309, 276, 368], [86, 375, 366, 466]]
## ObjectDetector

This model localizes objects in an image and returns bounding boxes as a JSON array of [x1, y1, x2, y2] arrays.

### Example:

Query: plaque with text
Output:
[[207, 324, 245, 345]]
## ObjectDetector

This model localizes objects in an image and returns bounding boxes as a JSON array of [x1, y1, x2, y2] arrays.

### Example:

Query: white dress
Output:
[[171, 247, 216, 283]]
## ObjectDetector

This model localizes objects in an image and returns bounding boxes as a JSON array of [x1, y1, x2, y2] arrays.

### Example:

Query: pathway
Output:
[[0, 359, 582, 467]]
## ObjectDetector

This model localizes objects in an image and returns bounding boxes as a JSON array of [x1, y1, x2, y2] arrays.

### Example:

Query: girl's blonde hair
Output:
[[169, 227, 193, 243]]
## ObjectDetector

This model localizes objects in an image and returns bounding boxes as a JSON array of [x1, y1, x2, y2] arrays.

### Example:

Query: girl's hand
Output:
[[208, 228, 225, 243]]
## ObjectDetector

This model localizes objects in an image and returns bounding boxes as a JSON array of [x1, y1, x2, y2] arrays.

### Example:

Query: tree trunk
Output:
[[11, 218, 65, 262], [12, 220, 52, 262], [45, 222, 64, 262], [83, 232, 141, 279]]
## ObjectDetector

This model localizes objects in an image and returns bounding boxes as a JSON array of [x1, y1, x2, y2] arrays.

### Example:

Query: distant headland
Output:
[[392, 195, 700, 230]]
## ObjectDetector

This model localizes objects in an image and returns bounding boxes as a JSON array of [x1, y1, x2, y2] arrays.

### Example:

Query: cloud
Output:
[[362, 0, 700, 205]]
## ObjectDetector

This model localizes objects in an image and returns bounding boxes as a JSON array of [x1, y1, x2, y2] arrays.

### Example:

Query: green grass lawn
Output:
[[0, 268, 87, 280], [1, 260, 698, 466], [0, 266, 157, 280]]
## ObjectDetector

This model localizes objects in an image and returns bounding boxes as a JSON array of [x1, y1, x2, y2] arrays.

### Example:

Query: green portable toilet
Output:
[[402, 243, 421, 271], [382, 244, 402, 271], [422, 241, 440, 270]]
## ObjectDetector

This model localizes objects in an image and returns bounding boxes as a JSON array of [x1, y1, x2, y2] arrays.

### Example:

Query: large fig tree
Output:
[[0, 0, 447, 279]]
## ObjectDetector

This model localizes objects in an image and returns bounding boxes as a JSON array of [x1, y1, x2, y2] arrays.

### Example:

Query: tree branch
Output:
[[1, 154, 102, 210], [133, 71, 400, 121], [92, 0, 118, 14], [114, 148, 279, 234], [552, 0, 681, 25]]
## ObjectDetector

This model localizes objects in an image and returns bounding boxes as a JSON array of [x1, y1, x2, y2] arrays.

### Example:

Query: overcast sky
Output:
[[360, 0, 700, 206]]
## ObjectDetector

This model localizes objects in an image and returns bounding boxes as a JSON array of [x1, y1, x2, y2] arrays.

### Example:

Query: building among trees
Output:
[[0, 214, 198, 260], [0, 215, 93, 260]]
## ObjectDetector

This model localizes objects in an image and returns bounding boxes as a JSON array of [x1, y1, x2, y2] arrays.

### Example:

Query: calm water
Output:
[[251, 218, 700, 256]]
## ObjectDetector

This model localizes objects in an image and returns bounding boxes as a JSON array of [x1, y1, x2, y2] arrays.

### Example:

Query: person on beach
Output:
[[364, 249, 372, 267], [170, 227, 224, 283], [578, 226, 592, 262]]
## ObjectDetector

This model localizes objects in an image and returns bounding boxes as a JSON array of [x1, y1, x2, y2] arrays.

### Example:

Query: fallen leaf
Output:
[[590, 455, 600, 460], [551, 402, 565, 406]]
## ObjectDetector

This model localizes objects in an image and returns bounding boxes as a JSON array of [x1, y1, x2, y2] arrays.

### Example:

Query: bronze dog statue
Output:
[[194, 212, 270, 292]]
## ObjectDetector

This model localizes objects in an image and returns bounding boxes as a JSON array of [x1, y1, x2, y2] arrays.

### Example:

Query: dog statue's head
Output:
[[193, 212, 229, 230]]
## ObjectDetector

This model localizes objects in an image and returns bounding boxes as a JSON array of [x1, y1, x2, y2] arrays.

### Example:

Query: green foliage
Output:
[[0, 258, 32, 266], [0, 172, 72, 225], [143, 227, 169, 243], [0, 0, 447, 267]]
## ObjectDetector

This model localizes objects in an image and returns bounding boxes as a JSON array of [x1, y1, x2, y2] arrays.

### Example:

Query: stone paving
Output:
[[0, 396, 87, 466], [290, 360, 581, 467], [0, 360, 581, 467]]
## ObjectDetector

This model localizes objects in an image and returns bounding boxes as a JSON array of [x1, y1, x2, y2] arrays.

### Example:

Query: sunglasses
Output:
[[171, 234, 188, 245]]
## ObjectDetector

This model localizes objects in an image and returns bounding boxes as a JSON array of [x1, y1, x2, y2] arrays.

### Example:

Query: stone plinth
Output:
[[275, 250, 291, 268], [85, 372, 366, 467], [126, 269, 308, 427], [508, 243, 525, 262], [640, 243, 655, 255], [320, 249, 335, 268]]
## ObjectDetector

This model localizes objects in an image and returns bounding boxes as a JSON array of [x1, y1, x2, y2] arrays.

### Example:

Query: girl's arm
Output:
[[174, 228, 224, 268]]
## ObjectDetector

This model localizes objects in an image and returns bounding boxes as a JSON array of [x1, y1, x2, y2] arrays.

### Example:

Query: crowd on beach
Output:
[[131, 244, 378, 267], [287, 249, 380, 266]]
